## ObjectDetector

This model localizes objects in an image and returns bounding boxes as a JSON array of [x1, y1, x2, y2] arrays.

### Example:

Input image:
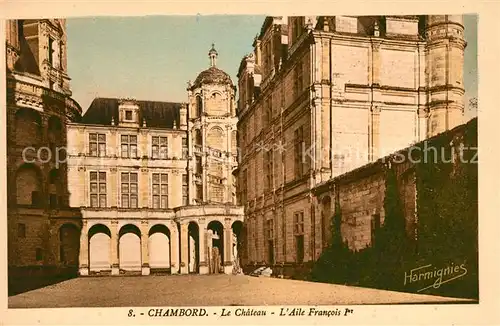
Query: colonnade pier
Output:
[[78, 204, 245, 276]]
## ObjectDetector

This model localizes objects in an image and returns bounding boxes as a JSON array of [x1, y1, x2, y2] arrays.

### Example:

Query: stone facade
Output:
[[6, 19, 83, 287], [67, 46, 244, 276], [236, 16, 467, 267]]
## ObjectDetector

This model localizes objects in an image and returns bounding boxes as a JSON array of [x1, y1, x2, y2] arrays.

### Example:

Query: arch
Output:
[[321, 196, 332, 248], [16, 163, 43, 206], [15, 108, 42, 146], [88, 223, 111, 272], [188, 222, 199, 273], [59, 223, 80, 266], [207, 220, 224, 274], [207, 126, 224, 151], [119, 224, 141, 271], [148, 224, 171, 270]]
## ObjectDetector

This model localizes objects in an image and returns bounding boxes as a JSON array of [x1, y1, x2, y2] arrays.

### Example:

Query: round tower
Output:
[[425, 15, 467, 137], [187, 44, 238, 205]]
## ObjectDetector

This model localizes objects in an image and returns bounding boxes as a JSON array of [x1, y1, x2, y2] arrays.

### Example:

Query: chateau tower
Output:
[[425, 15, 467, 137], [187, 44, 238, 205]]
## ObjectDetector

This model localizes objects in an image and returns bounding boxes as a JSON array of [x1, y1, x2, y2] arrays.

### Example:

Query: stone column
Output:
[[170, 223, 180, 274], [110, 220, 120, 275], [223, 218, 233, 274], [140, 220, 150, 275], [180, 222, 189, 274], [78, 220, 89, 276], [198, 223, 208, 274]]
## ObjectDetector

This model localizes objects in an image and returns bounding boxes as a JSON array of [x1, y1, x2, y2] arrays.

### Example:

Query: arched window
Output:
[[207, 126, 224, 151], [196, 95, 203, 118]]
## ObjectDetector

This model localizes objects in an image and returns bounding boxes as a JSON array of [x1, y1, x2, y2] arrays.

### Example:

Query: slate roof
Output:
[[81, 97, 181, 129], [193, 66, 233, 88]]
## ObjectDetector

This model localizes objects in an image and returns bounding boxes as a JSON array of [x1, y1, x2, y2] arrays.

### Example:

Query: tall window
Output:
[[267, 218, 275, 264], [182, 136, 188, 159], [182, 174, 188, 206], [121, 135, 137, 158], [195, 156, 202, 175], [196, 184, 203, 202], [89, 133, 106, 157], [152, 173, 168, 209], [90, 171, 106, 208], [294, 63, 303, 98], [48, 37, 54, 65], [152, 136, 168, 159], [294, 211, 305, 263], [294, 126, 304, 178], [264, 149, 273, 191], [121, 172, 138, 208]]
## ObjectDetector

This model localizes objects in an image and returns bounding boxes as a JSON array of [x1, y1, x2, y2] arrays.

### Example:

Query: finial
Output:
[[209, 43, 218, 67]]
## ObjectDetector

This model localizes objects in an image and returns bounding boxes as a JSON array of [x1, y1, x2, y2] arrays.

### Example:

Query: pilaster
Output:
[[78, 220, 89, 276], [110, 220, 119, 275]]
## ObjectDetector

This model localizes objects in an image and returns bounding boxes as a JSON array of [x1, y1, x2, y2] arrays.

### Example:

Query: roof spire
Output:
[[209, 43, 218, 67]]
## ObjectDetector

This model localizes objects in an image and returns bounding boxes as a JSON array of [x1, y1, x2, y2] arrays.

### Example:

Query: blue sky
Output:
[[67, 15, 477, 118]]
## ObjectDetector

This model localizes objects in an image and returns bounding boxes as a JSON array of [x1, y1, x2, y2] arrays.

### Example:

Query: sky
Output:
[[67, 15, 477, 118]]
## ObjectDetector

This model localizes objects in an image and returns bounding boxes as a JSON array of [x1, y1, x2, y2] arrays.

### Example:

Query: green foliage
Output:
[[310, 121, 478, 299]]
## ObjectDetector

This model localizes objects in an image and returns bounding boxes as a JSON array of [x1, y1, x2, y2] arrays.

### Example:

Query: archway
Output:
[[231, 220, 244, 271], [188, 222, 199, 273], [148, 224, 171, 271], [119, 224, 141, 271], [59, 223, 80, 267], [15, 108, 42, 147], [16, 163, 43, 207], [321, 196, 332, 248], [88, 224, 111, 272], [207, 220, 224, 274]]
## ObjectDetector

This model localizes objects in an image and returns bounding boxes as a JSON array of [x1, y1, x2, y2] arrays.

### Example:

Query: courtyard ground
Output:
[[8, 274, 472, 308]]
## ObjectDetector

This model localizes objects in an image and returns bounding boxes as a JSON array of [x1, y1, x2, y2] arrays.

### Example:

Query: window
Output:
[[264, 149, 273, 191], [267, 219, 274, 240], [90, 171, 107, 208], [294, 63, 303, 98], [294, 211, 304, 235], [89, 133, 106, 157], [121, 172, 138, 208], [48, 37, 54, 65], [18, 223, 26, 238], [125, 110, 133, 120], [121, 135, 137, 158], [152, 136, 168, 159], [196, 96, 203, 117], [182, 137, 188, 159], [152, 173, 168, 209], [196, 184, 203, 202], [195, 156, 202, 175], [182, 174, 188, 206], [36, 248, 43, 261], [294, 126, 304, 178]]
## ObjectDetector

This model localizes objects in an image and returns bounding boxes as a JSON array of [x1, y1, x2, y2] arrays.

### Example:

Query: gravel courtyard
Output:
[[8, 274, 471, 308]]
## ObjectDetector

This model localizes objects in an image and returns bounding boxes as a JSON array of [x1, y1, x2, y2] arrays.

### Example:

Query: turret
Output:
[[425, 15, 467, 137]]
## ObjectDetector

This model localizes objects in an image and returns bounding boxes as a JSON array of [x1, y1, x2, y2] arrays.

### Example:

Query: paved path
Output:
[[8, 274, 471, 308]]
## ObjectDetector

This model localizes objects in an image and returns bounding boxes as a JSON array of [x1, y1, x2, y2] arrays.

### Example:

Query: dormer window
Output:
[[125, 110, 132, 121], [118, 99, 140, 127]]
